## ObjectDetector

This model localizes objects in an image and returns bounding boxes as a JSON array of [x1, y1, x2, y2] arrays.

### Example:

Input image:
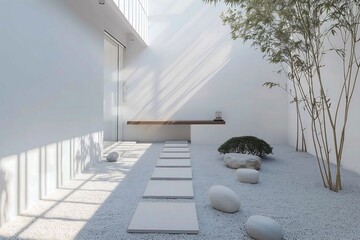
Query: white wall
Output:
[[123, 0, 288, 144], [0, 0, 132, 227], [287, 32, 360, 175]]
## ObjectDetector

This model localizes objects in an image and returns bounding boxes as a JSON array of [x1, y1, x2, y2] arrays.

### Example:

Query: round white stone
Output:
[[106, 152, 120, 162], [236, 168, 260, 184], [224, 153, 261, 170], [208, 185, 240, 213], [246, 215, 282, 240]]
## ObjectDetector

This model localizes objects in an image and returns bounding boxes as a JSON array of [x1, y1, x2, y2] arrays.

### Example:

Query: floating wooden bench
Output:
[[127, 120, 226, 125]]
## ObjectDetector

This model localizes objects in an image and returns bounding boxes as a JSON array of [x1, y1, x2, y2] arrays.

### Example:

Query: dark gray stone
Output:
[[106, 152, 120, 162]]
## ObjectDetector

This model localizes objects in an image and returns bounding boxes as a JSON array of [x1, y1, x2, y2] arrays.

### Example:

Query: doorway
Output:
[[103, 32, 124, 141]]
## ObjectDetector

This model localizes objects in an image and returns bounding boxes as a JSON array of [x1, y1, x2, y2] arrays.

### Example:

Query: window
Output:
[[113, 0, 148, 43]]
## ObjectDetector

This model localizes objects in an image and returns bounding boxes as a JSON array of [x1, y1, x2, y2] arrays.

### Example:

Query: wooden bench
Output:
[[127, 120, 226, 125]]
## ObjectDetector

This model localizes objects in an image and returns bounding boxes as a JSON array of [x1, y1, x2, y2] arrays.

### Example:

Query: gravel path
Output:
[[0, 143, 359, 239]]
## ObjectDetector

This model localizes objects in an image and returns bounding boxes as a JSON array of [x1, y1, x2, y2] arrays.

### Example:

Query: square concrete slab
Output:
[[164, 143, 189, 148], [163, 147, 190, 153], [165, 141, 189, 144], [127, 202, 199, 234], [143, 180, 194, 199], [160, 152, 190, 159], [157, 159, 191, 167], [151, 168, 192, 180]]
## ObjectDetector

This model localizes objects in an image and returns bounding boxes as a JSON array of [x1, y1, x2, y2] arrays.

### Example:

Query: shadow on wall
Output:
[[74, 134, 102, 177], [122, 0, 289, 145], [0, 167, 8, 226], [0, 142, 151, 239], [0, 131, 102, 228], [123, 0, 233, 120]]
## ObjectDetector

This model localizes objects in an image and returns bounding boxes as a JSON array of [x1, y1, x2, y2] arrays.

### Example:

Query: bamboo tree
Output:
[[204, 0, 360, 191]]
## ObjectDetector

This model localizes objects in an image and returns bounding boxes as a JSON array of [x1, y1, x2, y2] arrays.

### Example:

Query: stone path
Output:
[[127, 141, 199, 234]]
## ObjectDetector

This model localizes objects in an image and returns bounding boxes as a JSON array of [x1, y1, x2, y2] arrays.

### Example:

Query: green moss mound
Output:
[[218, 136, 273, 157]]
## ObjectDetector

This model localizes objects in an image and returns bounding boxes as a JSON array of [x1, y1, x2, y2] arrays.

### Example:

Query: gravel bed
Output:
[[0, 143, 359, 240]]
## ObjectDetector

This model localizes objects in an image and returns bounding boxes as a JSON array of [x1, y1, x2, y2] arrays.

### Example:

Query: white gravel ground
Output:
[[0, 143, 360, 240]]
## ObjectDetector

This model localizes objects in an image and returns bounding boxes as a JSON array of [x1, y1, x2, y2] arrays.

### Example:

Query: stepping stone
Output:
[[160, 152, 190, 159], [127, 202, 199, 234], [163, 147, 190, 153], [165, 141, 189, 144], [157, 159, 191, 167], [151, 167, 192, 180], [164, 143, 189, 148], [143, 180, 194, 199]]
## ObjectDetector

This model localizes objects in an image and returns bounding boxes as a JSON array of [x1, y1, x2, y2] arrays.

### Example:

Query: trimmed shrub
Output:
[[218, 136, 272, 157]]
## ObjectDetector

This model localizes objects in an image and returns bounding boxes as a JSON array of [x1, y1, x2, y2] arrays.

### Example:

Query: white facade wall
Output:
[[342, 91, 360, 174], [123, 0, 289, 144], [0, 0, 130, 226], [288, 45, 360, 175]]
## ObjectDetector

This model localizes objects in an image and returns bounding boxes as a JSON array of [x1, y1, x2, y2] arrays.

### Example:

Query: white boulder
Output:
[[246, 215, 282, 240], [208, 185, 240, 213], [106, 152, 120, 162], [236, 169, 260, 184], [224, 153, 261, 170]]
